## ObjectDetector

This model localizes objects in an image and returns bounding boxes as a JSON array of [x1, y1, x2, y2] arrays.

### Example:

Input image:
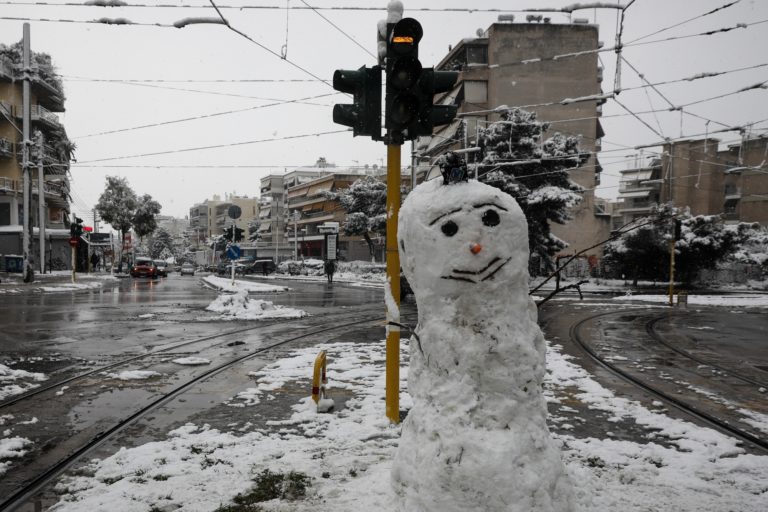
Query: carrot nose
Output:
[[470, 242, 482, 254]]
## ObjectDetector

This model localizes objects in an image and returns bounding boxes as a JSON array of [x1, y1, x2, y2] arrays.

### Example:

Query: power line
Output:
[[75, 128, 349, 163], [298, 0, 376, 60], [625, 0, 742, 44], [72, 92, 339, 138]]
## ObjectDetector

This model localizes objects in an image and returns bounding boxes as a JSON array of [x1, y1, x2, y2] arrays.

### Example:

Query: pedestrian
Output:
[[90, 253, 100, 272], [324, 259, 336, 284]]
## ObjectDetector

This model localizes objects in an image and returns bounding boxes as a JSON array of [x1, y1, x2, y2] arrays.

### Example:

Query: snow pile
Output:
[[394, 178, 573, 511], [105, 370, 161, 381], [0, 435, 32, 476], [171, 357, 210, 366], [202, 275, 289, 293], [205, 290, 307, 320], [39, 282, 104, 293], [0, 363, 47, 400]]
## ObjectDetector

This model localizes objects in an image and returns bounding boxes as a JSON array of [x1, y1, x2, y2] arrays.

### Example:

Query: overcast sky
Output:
[[2, 0, 766, 222]]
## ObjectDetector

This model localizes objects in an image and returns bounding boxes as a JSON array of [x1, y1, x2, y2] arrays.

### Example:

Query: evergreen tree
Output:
[[476, 108, 586, 271], [149, 227, 174, 259]]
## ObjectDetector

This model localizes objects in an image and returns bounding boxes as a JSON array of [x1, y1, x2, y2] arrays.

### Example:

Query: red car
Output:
[[130, 257, 158, 279]]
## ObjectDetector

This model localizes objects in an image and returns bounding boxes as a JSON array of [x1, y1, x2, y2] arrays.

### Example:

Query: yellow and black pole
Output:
[[385, 144, 402, 424], [668, 239, 675, 307]]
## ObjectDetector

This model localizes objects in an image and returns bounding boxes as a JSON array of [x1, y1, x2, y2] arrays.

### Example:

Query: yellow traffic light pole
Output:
[[385, 144, 402, 424]]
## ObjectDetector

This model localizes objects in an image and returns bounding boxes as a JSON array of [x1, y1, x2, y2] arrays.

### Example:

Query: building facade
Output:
[[1, 44, 75, 271], [420, 19, 611, 259]]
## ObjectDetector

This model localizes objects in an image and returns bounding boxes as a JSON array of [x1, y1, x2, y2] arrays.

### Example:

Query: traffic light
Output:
[[70, 216, 84, 238], [225, 225, 245, 242], [332, 66, 382, 140], [385, 18, 459, 144], [673, 219, 682, 241]]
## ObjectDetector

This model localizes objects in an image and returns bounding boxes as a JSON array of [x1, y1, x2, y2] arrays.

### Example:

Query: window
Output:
[[464, 81, 488, 103], [466, 46, 487, 65], [0, 203, 10, 225]]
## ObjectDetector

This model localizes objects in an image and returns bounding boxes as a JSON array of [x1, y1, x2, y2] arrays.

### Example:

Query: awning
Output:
[[619, 190, 652, 199], [621, 169, 653, 181], [287, 187, 308, 199], [596, 119, 605, 140], [438, 83, 462, 106], [258, 222, 272, 232], [258, 208, 271, 218], [425, 119, 462, 153], [307, 181, 333, 196]]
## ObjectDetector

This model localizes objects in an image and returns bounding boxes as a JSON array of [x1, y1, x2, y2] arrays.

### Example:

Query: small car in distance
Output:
[[130, 257, 158, 279], [243, 259, 276, 275], [154, 260, 169, 277], [180, 262, 195, 276]]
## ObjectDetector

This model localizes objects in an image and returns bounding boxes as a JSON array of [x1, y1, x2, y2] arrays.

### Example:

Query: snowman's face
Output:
[[399, 179, 529, 299]]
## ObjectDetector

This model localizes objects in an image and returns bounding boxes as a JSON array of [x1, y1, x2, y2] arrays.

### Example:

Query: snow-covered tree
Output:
[[95, 176, 138, 264], [476, 108, 586, 271], [133, 194, 162, 243], [327, 176, 388, 262], [604, 205, 757, 284], [149, 227, 174, 259]]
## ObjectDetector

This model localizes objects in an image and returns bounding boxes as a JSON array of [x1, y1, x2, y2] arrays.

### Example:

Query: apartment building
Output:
[[1, 44, 75, 271], [187, 194, 258, 242], [610, 136, 768, 230], [285, 170, 384, 261], [419, 18, 611, 258]]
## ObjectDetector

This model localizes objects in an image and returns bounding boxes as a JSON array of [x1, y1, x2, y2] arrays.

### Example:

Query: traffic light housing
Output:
[[70, 216, 84, 238], [332, 66, 382, 140], [225, 225, 245, 242], [385, 18, 459, 144]]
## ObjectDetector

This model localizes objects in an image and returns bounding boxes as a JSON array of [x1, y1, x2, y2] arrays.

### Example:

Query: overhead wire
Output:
[[298, 0, 376, 60], [625, 0, 742, 44]]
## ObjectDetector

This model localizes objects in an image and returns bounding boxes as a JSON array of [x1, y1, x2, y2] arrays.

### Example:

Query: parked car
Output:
[[180, 262, 195, 276], [154, 260, 169, 277], [130, 257, 158, 279], [242, 259, 276, 275]]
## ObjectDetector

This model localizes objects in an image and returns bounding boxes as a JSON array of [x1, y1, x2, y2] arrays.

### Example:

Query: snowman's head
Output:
[[398, 179, 529, 300]]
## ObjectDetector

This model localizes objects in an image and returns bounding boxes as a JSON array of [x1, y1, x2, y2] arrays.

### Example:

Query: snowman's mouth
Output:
[[442, 256, 512, 283]]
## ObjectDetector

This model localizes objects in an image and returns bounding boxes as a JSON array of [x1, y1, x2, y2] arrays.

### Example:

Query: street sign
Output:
[[226, 245, 241, 260], [318, 221, 340, 234], [228, 205, 242, 219], [326, 234, 337, 260]]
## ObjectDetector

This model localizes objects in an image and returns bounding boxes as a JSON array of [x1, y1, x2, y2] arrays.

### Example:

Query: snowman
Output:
[[391, 158, 574, 512]]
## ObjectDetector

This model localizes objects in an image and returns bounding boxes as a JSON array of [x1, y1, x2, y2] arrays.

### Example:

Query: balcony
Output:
[[0, 138, 13, 159], [30, 104, 61, 127], [0, 177, 20, 193], [617, 200, 655, 213]]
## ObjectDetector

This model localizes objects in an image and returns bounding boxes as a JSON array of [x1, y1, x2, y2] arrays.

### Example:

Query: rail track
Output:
[[570, 310, 768, 454], [0, 305, 406, 512]]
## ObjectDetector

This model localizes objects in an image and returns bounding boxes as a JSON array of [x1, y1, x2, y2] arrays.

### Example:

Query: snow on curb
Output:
[[616, 293, 768, 307], [201, 275, 289, 294]]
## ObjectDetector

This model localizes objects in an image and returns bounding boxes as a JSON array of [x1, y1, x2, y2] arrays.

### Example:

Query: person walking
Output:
[[324, 259, 336, 284]]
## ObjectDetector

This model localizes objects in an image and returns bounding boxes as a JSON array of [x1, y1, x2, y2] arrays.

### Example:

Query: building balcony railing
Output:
[[617, 201, 655, 213], [0, 177, 20, 192], [30, 104, 61, 126], [618, 182, 658, 193]]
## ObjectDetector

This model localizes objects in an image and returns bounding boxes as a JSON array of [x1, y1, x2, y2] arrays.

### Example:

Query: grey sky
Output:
[[2, 0, 766, 221]]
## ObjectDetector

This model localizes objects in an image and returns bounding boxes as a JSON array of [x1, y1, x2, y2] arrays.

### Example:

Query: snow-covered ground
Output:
[[204, 290, 307, 321], [0, 272, 117, 294], [48, 339, 768, 512], [0, 363, 46, 401], [201, 275, 289, 294]]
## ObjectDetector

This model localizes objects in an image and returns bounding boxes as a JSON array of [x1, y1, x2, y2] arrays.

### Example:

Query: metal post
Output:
[[230, 220, 236, 285], [36, 131, 45, 273], [294, 215, 298, 259], [385, 144, 402, 424], [668, 239, 675, 307], [410, 143, 416, 191], [21, 24, 33, 283]]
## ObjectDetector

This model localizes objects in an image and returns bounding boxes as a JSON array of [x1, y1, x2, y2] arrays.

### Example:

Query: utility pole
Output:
[[36, 131, 45, 273], [21, 23, 34, 283]]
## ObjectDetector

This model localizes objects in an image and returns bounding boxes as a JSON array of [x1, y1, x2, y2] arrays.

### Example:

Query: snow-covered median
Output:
[[0, 363, 47, 400], [49, 340, 768, 512], [202, 275, 289, 294], [617, 293, 768, 307], [205, 290, 307, 320]]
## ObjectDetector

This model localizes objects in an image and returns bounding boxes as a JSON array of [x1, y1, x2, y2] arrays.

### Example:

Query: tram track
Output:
[[1, 307, 395, 512], [570, 310, 768, 455]]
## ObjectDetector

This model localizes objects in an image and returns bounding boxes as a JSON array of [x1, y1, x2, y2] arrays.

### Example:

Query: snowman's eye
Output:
[[441, 220, 458, 237], [482, 209, 500, 227]]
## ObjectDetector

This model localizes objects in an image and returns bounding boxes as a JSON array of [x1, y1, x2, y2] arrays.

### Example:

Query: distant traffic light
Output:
[[385, 18, 459, 144], [225, 225, 245, 242], [332, 66, 382, 140], [70, 216, 84, 238]]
